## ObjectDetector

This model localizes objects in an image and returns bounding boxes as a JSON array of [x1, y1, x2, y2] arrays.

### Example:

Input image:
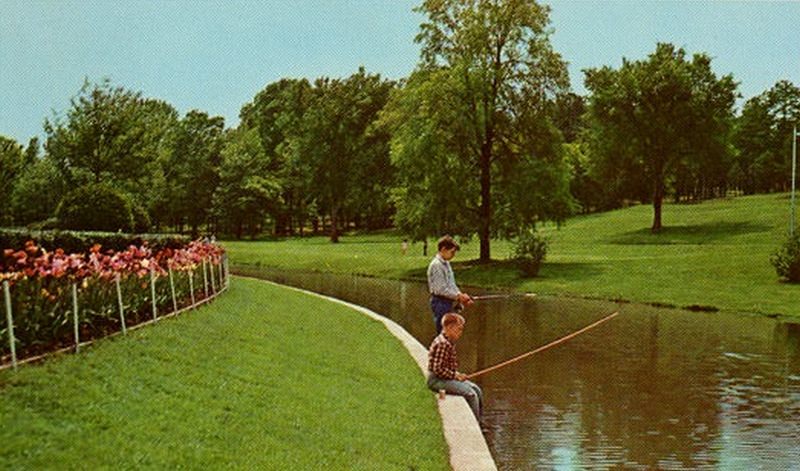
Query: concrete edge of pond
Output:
[[251, 277, 498, 471]]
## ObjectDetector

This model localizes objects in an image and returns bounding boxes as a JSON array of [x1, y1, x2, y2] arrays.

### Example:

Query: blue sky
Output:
[[2, 0, 798, 144]]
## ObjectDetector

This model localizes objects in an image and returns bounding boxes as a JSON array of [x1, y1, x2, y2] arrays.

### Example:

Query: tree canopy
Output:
[[388, 0, 574, 261], [584, 43, 738, 232]]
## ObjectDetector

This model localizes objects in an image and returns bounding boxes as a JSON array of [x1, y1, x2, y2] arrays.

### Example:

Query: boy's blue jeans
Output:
[[427, 373, 483, 419], [430, 296, 454, 333]]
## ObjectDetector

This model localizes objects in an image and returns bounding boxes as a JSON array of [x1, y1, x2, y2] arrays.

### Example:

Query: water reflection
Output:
[[236, 267, 800, 470]]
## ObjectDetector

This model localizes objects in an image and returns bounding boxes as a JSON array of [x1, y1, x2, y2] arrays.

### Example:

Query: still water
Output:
[[238, 268, 800, 470]]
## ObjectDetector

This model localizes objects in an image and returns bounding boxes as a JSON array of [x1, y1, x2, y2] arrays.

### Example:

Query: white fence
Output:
[[1, 255, 230, 371]]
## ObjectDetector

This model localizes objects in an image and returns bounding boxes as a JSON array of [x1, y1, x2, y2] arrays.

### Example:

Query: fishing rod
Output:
[[466, 310, 620, 380], [471, 293, 537, 301]]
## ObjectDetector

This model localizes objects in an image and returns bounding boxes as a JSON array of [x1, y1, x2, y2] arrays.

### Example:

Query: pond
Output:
[[236, 267, 800, 470]]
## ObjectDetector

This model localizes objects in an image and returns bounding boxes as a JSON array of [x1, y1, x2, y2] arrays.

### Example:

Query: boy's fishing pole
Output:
[[471, 293, 537, 301], [466, 310, 620, 380]]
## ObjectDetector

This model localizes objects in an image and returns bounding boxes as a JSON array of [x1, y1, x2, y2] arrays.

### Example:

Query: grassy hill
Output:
[[0, 278, 448, 469], [225, 193, 799, 317]]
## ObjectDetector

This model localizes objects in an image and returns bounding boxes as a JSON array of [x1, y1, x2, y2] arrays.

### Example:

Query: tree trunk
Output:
[[651, 173, 664, 233], [478, 135, 493, 262], [329, 208, 339, 243]]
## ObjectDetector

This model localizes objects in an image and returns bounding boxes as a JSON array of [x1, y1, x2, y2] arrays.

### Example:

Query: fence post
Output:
[[188, 269, 196, 309], [218, 258, 225, 290], [202, 260, 209, 299], [168, 266, 178, 313], [209, 259, 217, 294], [150, 267, 158, 322], [224, 255, 230, 288], [72, 283, 80, 353], [3, 280, 17, 370], [115, 274, 127, 335]]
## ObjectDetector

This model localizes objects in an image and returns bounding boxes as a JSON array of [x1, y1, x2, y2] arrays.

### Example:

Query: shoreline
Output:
[[242, 276, 498, 471]]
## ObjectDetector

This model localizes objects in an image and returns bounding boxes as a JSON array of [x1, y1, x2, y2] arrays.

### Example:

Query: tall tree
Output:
[[212, 128, 281, 238], [584, 43, 737, 232], [391, 0, 573, 261], [382, 69, 476, 244], [240, 78, 313, 235], [732, 80, 800, 193], [43, 80, 178, 231], [296, 68, 394, 242], [163, 110, 225, 236], [0, 136, 25, 225], [553, 92, 586, 143], [45, 79, 155, 185], [23, 137, 39, 166]]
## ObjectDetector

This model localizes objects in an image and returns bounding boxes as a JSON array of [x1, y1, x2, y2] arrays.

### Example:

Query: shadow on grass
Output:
[[609, 221, 772, 245]]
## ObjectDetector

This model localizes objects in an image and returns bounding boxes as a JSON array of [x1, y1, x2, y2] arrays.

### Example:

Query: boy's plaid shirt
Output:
[[428, 333, 458, 380]]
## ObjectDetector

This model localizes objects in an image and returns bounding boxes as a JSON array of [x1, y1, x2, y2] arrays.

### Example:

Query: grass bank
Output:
[[0, 277, 448, 469], [225, 193, 799, 317]]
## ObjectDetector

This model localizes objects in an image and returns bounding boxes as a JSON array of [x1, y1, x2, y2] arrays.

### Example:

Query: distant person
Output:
[[401, 239, 408, 255], [427, 313, 483, 419], [427, 235, 473, 333]]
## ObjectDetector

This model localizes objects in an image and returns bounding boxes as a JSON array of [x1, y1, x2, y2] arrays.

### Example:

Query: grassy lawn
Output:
[[225, 193, 799, 317], [0, 277, 448, 470]]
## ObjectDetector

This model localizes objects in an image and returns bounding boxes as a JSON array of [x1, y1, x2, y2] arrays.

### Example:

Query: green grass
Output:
[[225, 193, 800, 317], [0, 277, 448, 470]]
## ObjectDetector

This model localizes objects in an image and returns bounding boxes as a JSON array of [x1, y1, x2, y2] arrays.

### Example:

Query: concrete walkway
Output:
[[256, 278, 497, 471]]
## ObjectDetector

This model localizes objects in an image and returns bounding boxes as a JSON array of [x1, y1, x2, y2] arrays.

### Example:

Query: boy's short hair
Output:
[[442, 313, 465, 329], [437, 235, 460, 252]]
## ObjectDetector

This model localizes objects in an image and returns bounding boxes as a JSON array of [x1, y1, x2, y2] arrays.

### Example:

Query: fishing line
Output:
[[466, 310, 620, 380], [472, 293, 537, 301]]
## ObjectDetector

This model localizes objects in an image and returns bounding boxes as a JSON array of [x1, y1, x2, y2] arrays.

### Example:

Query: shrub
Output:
[[55, 183, 135, 232], [771, 233, 800, 283], [513, 228, 549, 277], [0, 228, 189, 254]]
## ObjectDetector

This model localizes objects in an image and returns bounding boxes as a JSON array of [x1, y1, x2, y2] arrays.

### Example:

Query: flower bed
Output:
[[1, 239, 226, 367]]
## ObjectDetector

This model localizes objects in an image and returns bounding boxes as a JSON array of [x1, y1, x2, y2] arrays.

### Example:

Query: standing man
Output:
[[427, 235, 473, 333]]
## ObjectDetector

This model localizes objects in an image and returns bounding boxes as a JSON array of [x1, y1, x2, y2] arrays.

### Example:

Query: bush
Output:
[[0, 228, 189, 254], [771, 233, 800, 282], [513, 228, 549, 277], [55, 183, 135, 232]]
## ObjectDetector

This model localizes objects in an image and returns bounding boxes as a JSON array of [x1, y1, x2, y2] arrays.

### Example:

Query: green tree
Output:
[[584, 43, 737, 232], [127, 98, 179, 224], [10, 157, 65, 226], [240, 78, 313, 235], [553, 92, 586, 144], [45, 79, 155, 185], [212, 128, 282, 239], [563, 142, 604, 213], [296, 68, 394, 242], [381, 69, 473, 247], [0, 136, 25, 225], [23, 137, 40, 166], [163, 110, 225, 236], [732, 80, 800, 194], [43, 80, 178, 230], [389, 0, 573, 261]]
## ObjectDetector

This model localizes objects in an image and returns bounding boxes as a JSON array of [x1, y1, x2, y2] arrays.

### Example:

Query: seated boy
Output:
[[426, 312, 483, 419]]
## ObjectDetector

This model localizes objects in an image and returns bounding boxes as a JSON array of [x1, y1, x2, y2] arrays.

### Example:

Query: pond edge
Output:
[[246, 276, 497, 471]]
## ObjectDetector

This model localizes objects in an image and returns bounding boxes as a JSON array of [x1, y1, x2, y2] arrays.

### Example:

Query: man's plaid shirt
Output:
[[428, 333, 458, 380]]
